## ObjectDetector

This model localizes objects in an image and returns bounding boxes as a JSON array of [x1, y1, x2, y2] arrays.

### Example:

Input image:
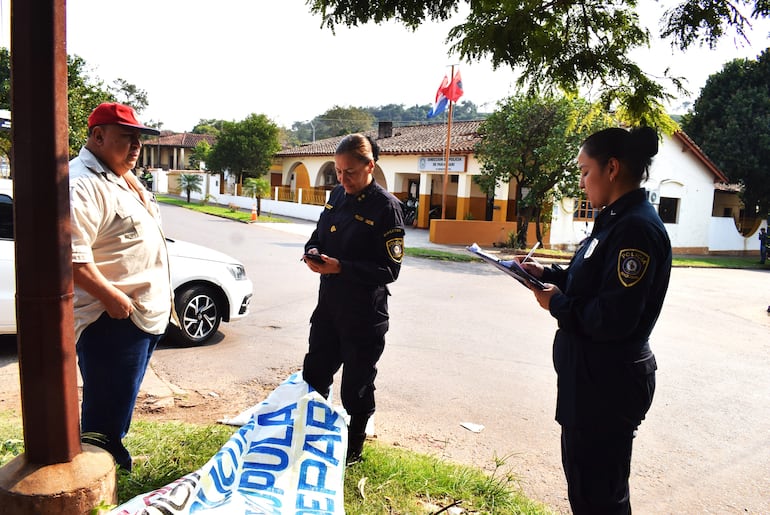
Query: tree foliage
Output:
[[289, 101, 488, 143], [188, 140, 212, 170], [307, 0, 769, 128], [0, 49, 150, 160], [191, 119, 226, 136], [179, 173, 203, 203], [474, 94, 613, 246], [681, 49, 770, 217], [290, 105, 373, 142], [207, 113, 281, 184]]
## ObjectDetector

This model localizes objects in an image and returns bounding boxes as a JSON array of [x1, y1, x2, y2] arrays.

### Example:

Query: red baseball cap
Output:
[[87, 102, 160, 135]]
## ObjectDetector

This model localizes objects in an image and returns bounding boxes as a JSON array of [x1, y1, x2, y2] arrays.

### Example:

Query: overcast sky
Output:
[[1, 0, 768, 132]]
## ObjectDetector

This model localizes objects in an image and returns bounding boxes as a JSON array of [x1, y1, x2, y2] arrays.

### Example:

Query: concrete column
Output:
[[493, 181, 510, 222], [455, 174, 473, 220], [417, 172, 432, 229]]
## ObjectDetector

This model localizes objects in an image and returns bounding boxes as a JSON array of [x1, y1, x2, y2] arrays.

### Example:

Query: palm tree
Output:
[[242, 177, 271, 217], [179, 174, 203, 203]]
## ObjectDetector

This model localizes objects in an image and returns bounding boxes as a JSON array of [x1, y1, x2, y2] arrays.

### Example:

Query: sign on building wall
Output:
[[418, 156, 466, 173]]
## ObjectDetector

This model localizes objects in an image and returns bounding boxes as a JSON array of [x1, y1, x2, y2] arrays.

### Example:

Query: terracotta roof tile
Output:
[[143, 132, 216, 148], [276, 120, 483, 158]]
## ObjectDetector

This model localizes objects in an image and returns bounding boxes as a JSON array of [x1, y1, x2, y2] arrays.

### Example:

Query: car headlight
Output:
[[227, 264, 247, 280]]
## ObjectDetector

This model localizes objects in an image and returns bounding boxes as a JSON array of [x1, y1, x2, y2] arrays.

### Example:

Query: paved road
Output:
[[146, 205, 770, 514], [2, 204, 769, 513]]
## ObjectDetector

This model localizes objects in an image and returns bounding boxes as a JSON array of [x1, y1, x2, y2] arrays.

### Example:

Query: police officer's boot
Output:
[[346, 414, 369, 466]]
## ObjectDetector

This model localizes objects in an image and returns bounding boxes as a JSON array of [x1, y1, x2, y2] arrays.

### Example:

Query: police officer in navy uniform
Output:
[[302, 133, 405, 465], [522, 127, 672, 514]]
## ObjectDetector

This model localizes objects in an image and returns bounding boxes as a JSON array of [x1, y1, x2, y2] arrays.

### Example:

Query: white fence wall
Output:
[[709, 217, 765, 252]]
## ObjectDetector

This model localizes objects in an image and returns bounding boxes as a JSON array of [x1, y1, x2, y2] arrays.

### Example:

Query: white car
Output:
[[0, 179, 252, 345]]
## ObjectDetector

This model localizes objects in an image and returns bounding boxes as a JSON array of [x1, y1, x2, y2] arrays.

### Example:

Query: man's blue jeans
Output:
[[76, 312, 165, 470]]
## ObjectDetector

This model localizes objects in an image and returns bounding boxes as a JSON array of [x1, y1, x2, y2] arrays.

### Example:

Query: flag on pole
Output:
[[427, 70, 464, 118], [427, 75, 450, 118], [444, 70, 464, 102]]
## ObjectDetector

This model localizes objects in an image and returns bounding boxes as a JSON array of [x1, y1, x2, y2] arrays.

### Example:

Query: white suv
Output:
[[0, 179, 252, 345]]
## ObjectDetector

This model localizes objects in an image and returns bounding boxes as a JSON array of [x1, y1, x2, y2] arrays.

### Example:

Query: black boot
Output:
[[346, 414, 370, 466]]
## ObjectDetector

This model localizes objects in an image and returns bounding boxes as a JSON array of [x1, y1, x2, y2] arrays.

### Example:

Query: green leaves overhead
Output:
[[307, 0, 769, 127]]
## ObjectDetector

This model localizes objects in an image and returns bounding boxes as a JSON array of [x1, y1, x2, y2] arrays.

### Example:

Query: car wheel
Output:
[[169, 285, 222, 345]]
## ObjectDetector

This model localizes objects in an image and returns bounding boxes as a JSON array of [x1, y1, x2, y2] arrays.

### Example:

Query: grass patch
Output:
[[155, 195, 288, 223], [405, 247, 475, 262], [0, 415, 552, 513], [671, 255, 763, 269], [0, 410, 23, 466], [346, 445, 552, 514]]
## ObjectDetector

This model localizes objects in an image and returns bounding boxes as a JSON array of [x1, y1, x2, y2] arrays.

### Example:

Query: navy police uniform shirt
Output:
[[542, 188, 672, 428], [305, 180, 405, 287]]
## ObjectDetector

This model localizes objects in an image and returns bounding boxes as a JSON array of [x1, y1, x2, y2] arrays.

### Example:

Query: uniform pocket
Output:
[[619, 355, 657, 426], [114, 202, 144, 241]]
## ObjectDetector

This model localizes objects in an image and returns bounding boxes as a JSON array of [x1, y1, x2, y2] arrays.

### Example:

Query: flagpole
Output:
[[441, 64, 455, 220]]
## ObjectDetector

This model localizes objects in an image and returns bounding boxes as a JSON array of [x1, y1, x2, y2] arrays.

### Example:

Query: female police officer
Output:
[[522, 126, 672, 514], [302, 133, 405, 465]]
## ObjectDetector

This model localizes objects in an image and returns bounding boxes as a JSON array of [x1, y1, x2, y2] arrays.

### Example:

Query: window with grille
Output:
[[574, 198, 596, 221]]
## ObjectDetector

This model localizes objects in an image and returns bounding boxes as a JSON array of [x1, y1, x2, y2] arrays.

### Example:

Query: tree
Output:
[[0, 49, 150, 159], [179, 173, 203, 203], [242, 176, 271, 217], [314, 106, 375, 140], [207, 113, 281, 185], [191, 119, 226, 136], [474, 94, 613, 247], [189, 140, 212, 170], [307, 0, 769, 128], [681, 50, 770, 220], [110, 78, 148, 113]]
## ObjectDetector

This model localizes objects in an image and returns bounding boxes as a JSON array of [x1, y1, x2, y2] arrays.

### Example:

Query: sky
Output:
[[0, 0, 768, 132]]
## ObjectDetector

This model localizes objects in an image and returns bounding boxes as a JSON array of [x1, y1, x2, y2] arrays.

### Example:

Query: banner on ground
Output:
[[110, 371, 348, 514]]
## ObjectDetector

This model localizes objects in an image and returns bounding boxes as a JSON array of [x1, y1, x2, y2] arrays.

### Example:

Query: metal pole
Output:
[[12, 0, 81, 463], [441, 65, 454, 220]]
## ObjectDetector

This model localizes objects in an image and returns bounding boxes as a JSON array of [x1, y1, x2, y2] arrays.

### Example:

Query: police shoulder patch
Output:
[[617, 248, 650, 287], [386, 237, 404, 263]]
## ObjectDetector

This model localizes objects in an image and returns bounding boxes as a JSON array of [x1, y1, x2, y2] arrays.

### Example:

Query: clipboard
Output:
[[466, 243, 546, 290]]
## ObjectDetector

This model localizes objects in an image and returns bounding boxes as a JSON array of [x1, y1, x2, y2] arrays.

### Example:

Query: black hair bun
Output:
[[629, 126, 659, 159], [366, 135, 380, 162]]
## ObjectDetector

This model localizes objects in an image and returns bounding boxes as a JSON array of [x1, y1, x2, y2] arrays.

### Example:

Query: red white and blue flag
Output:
[[427, 74, 450, 118], [427, 70, 464, 118]]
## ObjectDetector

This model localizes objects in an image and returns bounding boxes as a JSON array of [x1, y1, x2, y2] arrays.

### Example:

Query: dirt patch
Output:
[[133, 379, 277, 426]]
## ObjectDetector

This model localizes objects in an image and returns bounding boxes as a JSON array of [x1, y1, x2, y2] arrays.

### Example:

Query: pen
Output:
[[522, 241, 540, 264]]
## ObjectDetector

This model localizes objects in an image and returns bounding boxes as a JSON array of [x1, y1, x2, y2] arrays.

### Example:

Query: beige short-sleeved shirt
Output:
[[70, 147, 172, 340]]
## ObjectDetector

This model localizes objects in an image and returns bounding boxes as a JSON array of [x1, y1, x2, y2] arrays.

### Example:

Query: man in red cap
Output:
[[69, 102, 171, 471]]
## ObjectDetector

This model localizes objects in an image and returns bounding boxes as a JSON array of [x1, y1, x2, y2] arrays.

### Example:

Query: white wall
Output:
[[648, 136, 718, 248], [709, 218, 765, 252]]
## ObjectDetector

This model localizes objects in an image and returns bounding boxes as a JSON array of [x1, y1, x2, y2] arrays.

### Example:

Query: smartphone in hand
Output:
[[303, 252, 324, 263]]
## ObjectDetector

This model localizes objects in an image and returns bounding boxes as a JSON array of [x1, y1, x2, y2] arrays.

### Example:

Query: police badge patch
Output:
[[618, 249, 650, 287], [387, 237, 404, 263]]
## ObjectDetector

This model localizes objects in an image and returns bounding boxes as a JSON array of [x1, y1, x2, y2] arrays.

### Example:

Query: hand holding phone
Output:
[[304, 252, 324, 263]]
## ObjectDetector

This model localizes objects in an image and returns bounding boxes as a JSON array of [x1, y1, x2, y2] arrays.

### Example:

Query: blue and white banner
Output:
[[111, 372, 347, 514]]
